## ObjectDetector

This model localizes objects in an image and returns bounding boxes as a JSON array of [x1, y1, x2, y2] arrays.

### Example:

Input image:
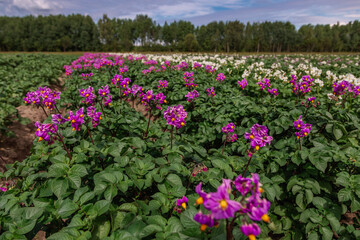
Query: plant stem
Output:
[[55, 104, 61, 114], [144, 108, 152, 138], [86, 125, 95, 145], [100, 102, 106, 118], [171, 126, 174, 150], [221, 140, 226, 155], [40, 105, 48, 118], [242, 155, 253, 177], [299, 138, 302, 150], [226, 219, 234, 240], [56, 132, 72, 160]]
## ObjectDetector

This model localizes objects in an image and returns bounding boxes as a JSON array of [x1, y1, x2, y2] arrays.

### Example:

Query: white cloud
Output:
[[12, 0, 54, 10]]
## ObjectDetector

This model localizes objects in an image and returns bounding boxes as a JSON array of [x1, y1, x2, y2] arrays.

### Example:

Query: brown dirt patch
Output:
[[0, 105, 46, 172], [0, 74, 66, 173]]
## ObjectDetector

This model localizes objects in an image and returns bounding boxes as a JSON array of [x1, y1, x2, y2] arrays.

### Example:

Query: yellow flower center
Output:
[[250, 135, 254, 139], [72, 127, 76, 131], [80, 114, 84, 118], [255, 145, 260, 151], [99, 116, 102, 120], [297, 124, 300, 128], [164, 100, 167, 103], [85, 94, 89, 97], [147, 95, 151, 99], [220, 200, 227, 210], [71, 120, 75, 123], [200, 224, 207, 232], [181, 202, 187, 209], [181, 122, 185, 126], [196, 197, 204, 205], [258, 187, 264, 193], [38, 137, 43, 142], [249, 234, 256, 240], [103, 92, 105, 95], [261, 214, 270, 223], [171, 118, 175, 121], [304, 132, 307, 136]]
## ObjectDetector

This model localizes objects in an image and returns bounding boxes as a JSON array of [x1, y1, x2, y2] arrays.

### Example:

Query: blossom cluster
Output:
[[35, 121, 59, 142], [293, 115, 312, 139], [79, 86, 96, 104], [183, 71, 198, 89], [291, 75, 313, 95], [98, 85, 112, 106], [333, 80, 360, 97], [68, 108, 85, 131], [185, 90, 199, 102], [244, 124, 273, 151], [193, 62, 202, 69], [238, 78, 248, 90], [140, 90, 167, 110], [222, 122, 238, 142], [80, 72, 93, 80], [87, 106, 102, 128], [257, 79, 271, 91], [267, 88, 279, 97], [163, 105, 187, 128], [158, 80, 168, 89], [24, 86, 61, 111], [118, 66, 129, 74], [216, 73, 226, 82], [206, 87, 216, 97], [188, 174, 270, 239]]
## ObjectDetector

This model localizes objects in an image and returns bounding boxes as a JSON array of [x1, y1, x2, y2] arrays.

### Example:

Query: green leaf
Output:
[[180, 207, 197, 228], [333, 127, 343, 140], [296, 193, 305, 209], [351, 198, 360, 212], [109, 142, 127, 158], [93, 200, 111, 216], [326, 214, 340, 232], [309, 155, 328, 172], [69, 165, 88, 177], [166, 174, 183, 187], [48, 163, 69, 178], [321, 226, 333, 240], [51, 179, 69, 199], [16, 220, 36, 235], [58, 199, 79, 218], [305, 189, 314, 205], [139, 224, 163, 238], [93, 219, 111, 239], [118, 203, 137, 213], [308, 231, 319, 240], [338, 188, 351, 202]]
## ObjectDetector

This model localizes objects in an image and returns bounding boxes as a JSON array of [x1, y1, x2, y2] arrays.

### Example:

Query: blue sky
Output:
[[0, 0, 359, 26]]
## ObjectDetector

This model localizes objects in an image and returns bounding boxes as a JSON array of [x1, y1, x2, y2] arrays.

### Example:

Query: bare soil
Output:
[[0, 75, 65, 173]]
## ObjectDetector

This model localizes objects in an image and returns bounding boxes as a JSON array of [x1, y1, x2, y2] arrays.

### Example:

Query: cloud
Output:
[[12, 0, 53, 10], [0, 0, 359, 26]]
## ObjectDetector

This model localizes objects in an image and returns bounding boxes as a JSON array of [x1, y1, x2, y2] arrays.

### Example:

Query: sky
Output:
[[0, 0, 359, 27]]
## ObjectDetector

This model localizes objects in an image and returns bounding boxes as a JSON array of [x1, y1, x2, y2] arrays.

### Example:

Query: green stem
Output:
[[242, 155, 253, 177]]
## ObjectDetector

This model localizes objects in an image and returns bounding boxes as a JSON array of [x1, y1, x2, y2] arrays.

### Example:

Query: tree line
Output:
[[0, 14, 359, 52]]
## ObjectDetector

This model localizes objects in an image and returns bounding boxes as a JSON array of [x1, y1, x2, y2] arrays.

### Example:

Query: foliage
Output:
[[0, 54, 77, 135], [0, 53, 360, 239], [1, 14, 360, 52]]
